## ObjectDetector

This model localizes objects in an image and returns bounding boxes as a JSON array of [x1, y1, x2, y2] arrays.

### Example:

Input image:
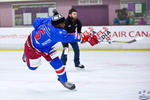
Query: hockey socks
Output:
[[50, 57, 67, 83]]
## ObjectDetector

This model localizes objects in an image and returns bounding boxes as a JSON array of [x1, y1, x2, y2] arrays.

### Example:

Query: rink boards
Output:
[[0, 25, 150, 50]]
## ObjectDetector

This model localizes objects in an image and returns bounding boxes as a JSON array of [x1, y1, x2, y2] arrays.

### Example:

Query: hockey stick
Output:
[[87, 27, 138, 44], [111, 36, 144, 44], [112, 39, 136, 44]]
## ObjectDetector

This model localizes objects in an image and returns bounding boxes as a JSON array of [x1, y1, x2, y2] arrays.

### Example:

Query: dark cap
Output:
[[52, 9, 65, 25]]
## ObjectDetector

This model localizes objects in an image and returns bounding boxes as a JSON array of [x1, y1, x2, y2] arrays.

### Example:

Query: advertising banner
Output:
[[0, 26, 150, 49]]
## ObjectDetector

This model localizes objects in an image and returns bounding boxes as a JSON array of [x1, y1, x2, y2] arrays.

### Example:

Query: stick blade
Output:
[[127, 39, 136, 43], [112, 39, 136, 44]]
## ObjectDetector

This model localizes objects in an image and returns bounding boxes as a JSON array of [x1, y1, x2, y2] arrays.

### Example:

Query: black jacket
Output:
[[64, 16, 82, 33]]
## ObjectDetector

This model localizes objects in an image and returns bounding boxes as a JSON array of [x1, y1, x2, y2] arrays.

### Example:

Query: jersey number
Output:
[[35, 28, 45, 39]]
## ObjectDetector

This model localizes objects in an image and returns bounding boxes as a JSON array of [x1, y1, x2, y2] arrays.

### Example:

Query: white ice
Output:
[[0, 51, 150, 100]]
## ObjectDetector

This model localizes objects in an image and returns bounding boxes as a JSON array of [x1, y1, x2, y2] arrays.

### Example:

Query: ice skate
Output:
[[22, 53, 26, 62], [75, 64, 85, 69], [58, 79, 76, 90]]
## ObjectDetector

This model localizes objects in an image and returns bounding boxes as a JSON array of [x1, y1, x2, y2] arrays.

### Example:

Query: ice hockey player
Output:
[[22, 9, 98, 90]]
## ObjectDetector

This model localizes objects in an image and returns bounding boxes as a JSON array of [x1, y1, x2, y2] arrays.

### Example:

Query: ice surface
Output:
[[0, 51, 150, 100]]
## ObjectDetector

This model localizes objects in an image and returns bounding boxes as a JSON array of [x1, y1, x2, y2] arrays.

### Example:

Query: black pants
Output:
[[61, 42, 80, 66]]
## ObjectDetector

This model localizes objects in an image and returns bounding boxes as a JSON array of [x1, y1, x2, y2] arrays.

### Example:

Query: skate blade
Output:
[[75, 67, 86, 70]]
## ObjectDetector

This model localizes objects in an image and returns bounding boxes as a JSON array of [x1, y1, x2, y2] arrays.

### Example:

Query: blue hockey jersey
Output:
[[30, 17, 80, 54]]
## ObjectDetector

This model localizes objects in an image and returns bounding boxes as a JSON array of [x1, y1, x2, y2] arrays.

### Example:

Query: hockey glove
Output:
[[81, 32, 99, 46], [88, 33, 99, 46], [80, 32, 89, 43]]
